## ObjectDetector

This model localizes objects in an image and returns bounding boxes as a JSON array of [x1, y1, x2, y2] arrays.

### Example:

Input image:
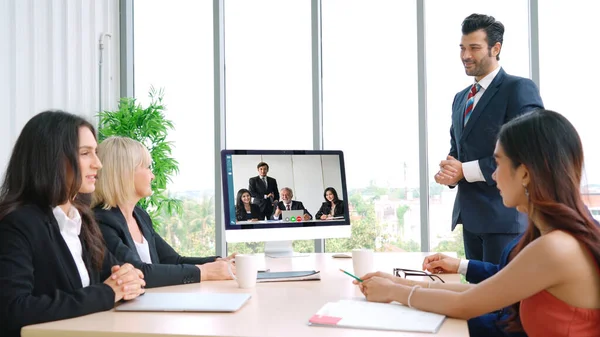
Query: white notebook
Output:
[[308, 299, 446, 333], [115, 293, 251, 312]]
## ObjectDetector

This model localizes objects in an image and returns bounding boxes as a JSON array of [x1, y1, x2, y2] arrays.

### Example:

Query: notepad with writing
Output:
[[308, 300, 446, 333], [256, 270, 321, 282]]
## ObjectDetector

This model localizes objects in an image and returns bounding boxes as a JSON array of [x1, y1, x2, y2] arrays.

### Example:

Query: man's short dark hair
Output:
[[257, 161, 269, 170], [461, 13, 504, 61]]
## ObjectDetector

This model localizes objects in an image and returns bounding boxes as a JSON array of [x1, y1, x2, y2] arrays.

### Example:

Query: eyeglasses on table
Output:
[[393, 268, 446, 283]]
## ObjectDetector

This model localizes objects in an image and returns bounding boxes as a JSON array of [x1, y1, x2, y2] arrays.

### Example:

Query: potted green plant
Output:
[[97, 87, 182, 228]]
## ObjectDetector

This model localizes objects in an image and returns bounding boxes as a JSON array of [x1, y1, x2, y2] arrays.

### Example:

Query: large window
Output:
[[224, 0, 313, 150], [131, 2, 590, 258], [134, 0, 216, 256], [425, 1, 530, 257], [224, 0, 315, 254], [539, 1, 600, 218], [322, 0, 420, 253]]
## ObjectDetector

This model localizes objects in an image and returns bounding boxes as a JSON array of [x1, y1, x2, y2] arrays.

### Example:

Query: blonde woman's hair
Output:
[[92, 136, 152, 209]]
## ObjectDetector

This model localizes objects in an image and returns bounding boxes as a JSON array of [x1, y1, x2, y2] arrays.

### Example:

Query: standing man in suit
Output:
[[272, 187, 313, 221], [435, 14, 543, 264], [248, 162, 279, 220]]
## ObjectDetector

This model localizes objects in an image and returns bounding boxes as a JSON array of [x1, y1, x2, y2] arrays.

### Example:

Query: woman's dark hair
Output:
[[461, 13, 504, 61], [499, 109, 600, 331], [323, 187, 340, 203], [235, 188, 252, 219], [0, 110, 106, 269]]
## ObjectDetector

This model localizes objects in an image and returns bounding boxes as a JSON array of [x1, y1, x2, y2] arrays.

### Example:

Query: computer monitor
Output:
[[221, 150, 351, 257]]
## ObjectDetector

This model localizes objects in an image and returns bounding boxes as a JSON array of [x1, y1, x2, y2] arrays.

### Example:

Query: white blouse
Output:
[[52, 206, 90, 287], [134, 236, 152, 264]]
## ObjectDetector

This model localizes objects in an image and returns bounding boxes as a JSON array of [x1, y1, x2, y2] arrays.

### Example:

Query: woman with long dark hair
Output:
[[354, 110, 600, 336], [315, 187, 345, 220], [235, 188, 260, 221], [0, 111, 145, 337]]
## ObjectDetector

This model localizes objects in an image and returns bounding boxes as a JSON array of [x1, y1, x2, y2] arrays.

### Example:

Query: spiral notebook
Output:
[[308, 299, 445, 333]]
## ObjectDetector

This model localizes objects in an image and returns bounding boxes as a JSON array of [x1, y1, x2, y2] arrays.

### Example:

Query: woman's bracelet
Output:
[[407, 284, 422, 308]]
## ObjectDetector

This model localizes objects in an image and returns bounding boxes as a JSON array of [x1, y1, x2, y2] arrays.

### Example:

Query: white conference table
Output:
[[22, 252, 468, 337]]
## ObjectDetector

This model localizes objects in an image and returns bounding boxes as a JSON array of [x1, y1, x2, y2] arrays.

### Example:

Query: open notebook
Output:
[[308, 299, 445, 333]]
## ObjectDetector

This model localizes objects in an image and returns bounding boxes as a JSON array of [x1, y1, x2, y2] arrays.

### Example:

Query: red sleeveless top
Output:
[[520, 246, 600, 337], [520, 290, 600, 336]]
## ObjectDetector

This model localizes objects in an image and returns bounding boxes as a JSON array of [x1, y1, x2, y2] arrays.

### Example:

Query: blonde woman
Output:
[[92, 137, 236, 288]]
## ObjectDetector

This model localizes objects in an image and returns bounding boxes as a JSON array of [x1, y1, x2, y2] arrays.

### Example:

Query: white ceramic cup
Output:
[[227, 254, 259, 289], [352, 248, 374, 278]]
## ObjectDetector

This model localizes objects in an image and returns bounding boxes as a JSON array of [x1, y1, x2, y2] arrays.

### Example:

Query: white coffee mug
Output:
[[352, 248, 374, 278], [227, 254, 259, 289]]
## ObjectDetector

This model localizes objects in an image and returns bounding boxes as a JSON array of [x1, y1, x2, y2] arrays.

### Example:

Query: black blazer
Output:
[[94, 206, 218, 288], [0, 204, 116, 337], [248, 176, 279, 211], [315, 200, 345, 219], [274, 201, 313, 220], [236, 204, 261, 221]]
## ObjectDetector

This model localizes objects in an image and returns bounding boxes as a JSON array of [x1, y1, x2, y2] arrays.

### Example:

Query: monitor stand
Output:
[[264, 241, 309, 258]]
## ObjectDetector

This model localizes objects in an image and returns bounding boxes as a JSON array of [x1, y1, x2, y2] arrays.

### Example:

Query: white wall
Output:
[[0, 0, 120, 178]]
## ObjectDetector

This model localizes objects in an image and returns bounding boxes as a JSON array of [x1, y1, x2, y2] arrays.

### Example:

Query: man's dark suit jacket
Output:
[[248, 176, 279, 214], [466, 233, 521, 283], [94, 206, 218, 288], [315, 200, 345, 219], [274, 201, 312, 219], [0, 205, 116, 337], [465, 234, 525, 337], [450, 68, 543, 234]]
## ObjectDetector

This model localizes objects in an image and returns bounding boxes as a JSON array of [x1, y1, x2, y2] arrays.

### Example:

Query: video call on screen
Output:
[[223, 152, 347, 227]]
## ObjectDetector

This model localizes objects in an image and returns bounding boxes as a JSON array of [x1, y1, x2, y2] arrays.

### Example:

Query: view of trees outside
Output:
[[152, 186, 464, 258], [134, 1, 597, 260]]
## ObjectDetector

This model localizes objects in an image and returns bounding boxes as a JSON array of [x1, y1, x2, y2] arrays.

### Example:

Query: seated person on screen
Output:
[[353, 110, 600, 337], [248, 161, 279, 220], [0, 111, 145, 337], [273, 187, 312, 221], [235, 188, 260, 221], [315, 187, 345, 220], [92, 137, 236, 288]]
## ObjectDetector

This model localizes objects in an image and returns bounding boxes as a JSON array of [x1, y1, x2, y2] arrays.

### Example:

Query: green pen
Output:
[[340, 268, 363, 282]]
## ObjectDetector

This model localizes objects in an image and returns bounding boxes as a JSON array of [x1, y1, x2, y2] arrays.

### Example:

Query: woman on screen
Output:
[[354, 110, 600, 336], [315, 187, 345, 220], [92, 137, 236, 288], [235, 188, 260, 221], [0, 111, 145, 337]]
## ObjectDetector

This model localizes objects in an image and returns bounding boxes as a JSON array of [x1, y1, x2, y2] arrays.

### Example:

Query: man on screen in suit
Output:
[[435, 14, 544, 264], [272, 187, 312, 221], [248, 161, 279, 220]]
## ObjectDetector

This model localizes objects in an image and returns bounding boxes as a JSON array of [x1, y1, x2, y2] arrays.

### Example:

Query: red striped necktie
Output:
[[463, 83, 481, 126]]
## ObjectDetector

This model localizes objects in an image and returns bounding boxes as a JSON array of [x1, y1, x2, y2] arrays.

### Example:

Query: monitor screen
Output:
[[221, 150, 351, 244]]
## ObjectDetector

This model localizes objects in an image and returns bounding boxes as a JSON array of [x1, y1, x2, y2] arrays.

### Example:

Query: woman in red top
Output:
[[355, 109, 600, 337]]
